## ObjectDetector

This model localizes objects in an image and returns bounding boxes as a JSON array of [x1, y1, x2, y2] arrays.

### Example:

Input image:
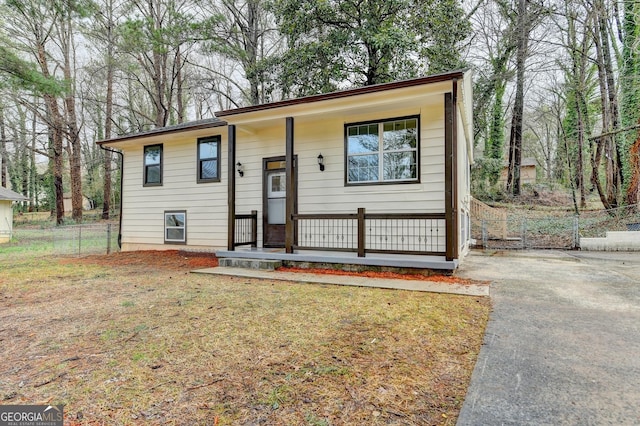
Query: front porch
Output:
[[217, 247, 458, 271], [228, 208, 457, 270], [220, 72, 468, 268]]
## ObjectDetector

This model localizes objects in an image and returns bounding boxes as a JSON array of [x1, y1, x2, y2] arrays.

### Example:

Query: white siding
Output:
[[233, 103, 448, 247], [458, 106, 471, 255], [114, 77, 473, 258], [0, 200, 13, 243], [120, 130, 228, 250]]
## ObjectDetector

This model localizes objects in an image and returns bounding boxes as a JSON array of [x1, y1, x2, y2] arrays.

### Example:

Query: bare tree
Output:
[[119, 0, 199, 127], [505, 0, 546, 196], [6, 0, 67, 223]]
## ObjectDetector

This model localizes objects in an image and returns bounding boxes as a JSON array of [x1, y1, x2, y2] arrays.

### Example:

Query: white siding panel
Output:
[[120, 131, 228, 250], [231, 103, 446, 221], [118, 90, 453, 251]]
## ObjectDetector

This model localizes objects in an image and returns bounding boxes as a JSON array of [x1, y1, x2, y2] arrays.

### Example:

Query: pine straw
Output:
[[0, 251, 490, 425], [276, 266, 489, 286]]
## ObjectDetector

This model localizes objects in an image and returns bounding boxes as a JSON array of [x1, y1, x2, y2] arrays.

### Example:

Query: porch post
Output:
[[357, 208, 365, 257], [444, 81, 459, 261], [285, 117, 295, 253], [227, 124, 236, 251]]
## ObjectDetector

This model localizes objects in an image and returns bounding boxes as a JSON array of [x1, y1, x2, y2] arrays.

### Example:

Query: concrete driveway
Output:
[[456, 250, 640, 425]]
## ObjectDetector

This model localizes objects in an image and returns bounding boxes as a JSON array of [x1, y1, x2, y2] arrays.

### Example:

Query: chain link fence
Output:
[[472, 204, 640, 250], [10, 223, 119, 256]]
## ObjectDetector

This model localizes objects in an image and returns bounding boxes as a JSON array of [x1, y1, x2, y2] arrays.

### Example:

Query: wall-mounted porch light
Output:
[[317, 154, 325, 172], [236, 162, 244, 177]]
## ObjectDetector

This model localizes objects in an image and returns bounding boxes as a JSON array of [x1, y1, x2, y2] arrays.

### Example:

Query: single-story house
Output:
[[97, 69, 474, 270], [0, 186, 29, 243]]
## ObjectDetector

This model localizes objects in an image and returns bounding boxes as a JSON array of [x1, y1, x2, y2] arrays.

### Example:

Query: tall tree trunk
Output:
[[566, 7, 589, 208], [621, 0, 640, 205], [176, 46, 184, 123], [245, 0, 260, 105], [506, 0, 528, 197], [600, 13, 623, 208], [61, 12, 83, 222], [0, 106, 8, 188], [30, 108, 37, 211], [592, 5, 621, 210], [575, 93, 586, 208], [102, 6, 115, 220], [36, 42, 65, 224], [628, 126, 640, 206]]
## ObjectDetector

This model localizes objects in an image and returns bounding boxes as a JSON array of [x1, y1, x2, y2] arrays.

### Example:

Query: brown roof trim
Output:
[[216, 69, 466, 117], [96, 118, 227, 145]]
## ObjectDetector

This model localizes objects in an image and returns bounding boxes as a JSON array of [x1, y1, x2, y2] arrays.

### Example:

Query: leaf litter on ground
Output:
[[0, 250, 490, 425]]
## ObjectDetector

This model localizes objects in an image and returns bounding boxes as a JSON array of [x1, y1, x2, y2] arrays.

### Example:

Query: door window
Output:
[[267, 171, 286, 225]]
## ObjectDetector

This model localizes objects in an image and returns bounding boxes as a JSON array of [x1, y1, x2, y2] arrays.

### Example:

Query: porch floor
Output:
[[216, 247, 458, 271]]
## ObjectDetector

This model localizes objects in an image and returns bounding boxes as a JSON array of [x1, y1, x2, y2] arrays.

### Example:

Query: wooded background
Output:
[[0, 0, 638, 224]]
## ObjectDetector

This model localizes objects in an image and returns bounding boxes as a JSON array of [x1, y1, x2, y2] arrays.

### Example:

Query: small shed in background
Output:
[[500, 158, 537, 186], [0, 186, 29, 243], [63, 193, 93, 212]]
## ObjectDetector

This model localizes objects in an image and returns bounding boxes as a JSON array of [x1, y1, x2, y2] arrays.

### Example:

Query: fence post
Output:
[[107, 223, 112, 254], [78, 224, 82, 256], [482, 220, 487, 249], [521, 218, 527, 249], [357, 208, 365, 257]]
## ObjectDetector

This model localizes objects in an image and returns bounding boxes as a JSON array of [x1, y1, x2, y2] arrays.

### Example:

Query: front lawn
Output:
[[0, 250, 489, 425]]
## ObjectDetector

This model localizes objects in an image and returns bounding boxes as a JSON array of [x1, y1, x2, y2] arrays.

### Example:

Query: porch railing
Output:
[[234, 210, 258, 247], [293, 208, 446, 256]]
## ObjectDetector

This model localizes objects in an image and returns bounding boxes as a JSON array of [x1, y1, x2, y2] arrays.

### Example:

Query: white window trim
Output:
[[164, 211, 187, 244], [346, 116, 420, 186]]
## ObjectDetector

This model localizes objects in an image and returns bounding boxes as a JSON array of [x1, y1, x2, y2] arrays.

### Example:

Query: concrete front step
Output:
[[218, 257, 283, 270]]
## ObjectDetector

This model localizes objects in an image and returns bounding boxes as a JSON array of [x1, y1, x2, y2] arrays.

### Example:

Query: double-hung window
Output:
[[346, 117, 419, 185], [165, 211, 186, 244], [144, 144, 163, 186], [197, 136, 221, 183]]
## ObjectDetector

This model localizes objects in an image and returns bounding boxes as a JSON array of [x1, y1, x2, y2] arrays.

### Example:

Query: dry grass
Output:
[[0, 251, 490, 425]]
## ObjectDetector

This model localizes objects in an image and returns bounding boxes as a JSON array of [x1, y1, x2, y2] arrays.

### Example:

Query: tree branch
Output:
[[588, 124, 640, 142]]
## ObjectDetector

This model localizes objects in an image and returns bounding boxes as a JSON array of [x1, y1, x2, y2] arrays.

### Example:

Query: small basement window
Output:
[[165, 211, 186, 244], [144, 144, 163, 186], [197, 136, 221, 183]]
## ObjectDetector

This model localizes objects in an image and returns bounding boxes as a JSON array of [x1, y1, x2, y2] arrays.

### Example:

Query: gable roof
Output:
[[96, 118, 226, 145], [96, 69, 471, 146], [0, 186, 29, 201], [215, 69, 467, 118]]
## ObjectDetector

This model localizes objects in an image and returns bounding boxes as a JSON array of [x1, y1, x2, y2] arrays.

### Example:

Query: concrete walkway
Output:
[[456, 250, 640, 425], [193, 266, 489, 296]]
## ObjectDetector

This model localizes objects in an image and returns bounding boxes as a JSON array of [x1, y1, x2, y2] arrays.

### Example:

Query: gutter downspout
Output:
[[99, 144, 124, 249]]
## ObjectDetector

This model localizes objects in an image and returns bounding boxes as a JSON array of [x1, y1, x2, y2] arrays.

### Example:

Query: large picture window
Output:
[[144, 144, 163, 186], [165, 211, 186, 244], [197, 136, 221, 183], [346, 117, 419, 185]]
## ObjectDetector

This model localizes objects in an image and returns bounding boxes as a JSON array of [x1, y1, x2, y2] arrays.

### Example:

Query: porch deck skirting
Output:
[[216, 248, 458, 271]]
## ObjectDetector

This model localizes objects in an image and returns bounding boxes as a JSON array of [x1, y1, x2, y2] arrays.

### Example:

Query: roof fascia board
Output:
[[220, 80, 456, 126], [216, 70, 466, 119], [96, 120, 226, 146]]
